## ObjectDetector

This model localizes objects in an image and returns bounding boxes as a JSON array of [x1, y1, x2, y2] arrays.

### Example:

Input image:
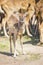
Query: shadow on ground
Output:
[[23, 37, 40, 45], [0, 51, 13, 56]]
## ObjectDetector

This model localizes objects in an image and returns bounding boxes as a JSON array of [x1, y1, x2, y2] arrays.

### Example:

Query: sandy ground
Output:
[[0, 43, 43, 65]]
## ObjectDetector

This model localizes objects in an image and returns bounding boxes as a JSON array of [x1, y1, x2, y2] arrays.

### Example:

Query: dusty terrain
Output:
[[0, 36, 43, 65]]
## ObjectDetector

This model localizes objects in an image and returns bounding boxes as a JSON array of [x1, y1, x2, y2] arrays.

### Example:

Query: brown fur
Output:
[[7, 14, 24, 57]]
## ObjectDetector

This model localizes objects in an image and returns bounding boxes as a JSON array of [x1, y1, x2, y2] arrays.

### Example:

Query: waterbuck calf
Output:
[[7, 14, 24, 57]]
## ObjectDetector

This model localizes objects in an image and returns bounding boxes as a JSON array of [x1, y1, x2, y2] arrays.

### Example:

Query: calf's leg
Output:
[[9, 35, 12, 53], [20, 35, 26, 55], [13, 34, 19, 57]]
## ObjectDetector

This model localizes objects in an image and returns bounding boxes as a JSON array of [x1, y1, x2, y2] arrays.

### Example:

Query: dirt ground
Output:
[[0, 44, 43, 65], [0, 53, 43, 65], [0, 36, 43, 65]]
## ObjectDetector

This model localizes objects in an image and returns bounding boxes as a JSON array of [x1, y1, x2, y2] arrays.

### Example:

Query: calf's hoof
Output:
[[23, 51, 26, 55], [14, 51, 19, 58], [14, 54, 16, 58]]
